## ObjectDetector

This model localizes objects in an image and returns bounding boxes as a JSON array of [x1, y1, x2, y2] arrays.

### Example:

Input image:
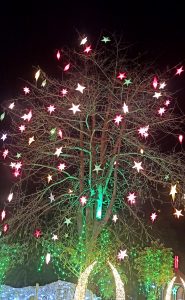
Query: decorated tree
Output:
[[134, 241, 174, 299], [0, 34, 185, 297]]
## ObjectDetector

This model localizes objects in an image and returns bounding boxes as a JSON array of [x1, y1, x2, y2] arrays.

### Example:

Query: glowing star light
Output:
[[9, 102, 15, 109], [159, 82, 166, 89], [101, 36, 111, 43], [47, 105, 56, 114], [80, 196, 87, 206], [117, 249, 128, 261], [47, 174, 52, 183], [122, 102, 129, 114], [127, 192, 136, 205], [117, 72, 127, 80], [80, 36, 87, 45], [52, 234, 58, 241], [133, 161, 143, 172], [152, 76, 158, 89], [158, 107, 165, 116], [170, 184, 177, 201], [58, 129, 63, 139], [112, 214, 118, 223], [179, 135, 183, 144], [150, 212, 157, 222], [64, 217, 72, 226], [174, 209, 183, 218], [19, 125, 26, 133], [23, 87, 30, 94], [21, 110, 32, 122], [138, 125, 149, 138], [28, 136, 35, 145], [165, 99, 170, 106], [1, 134, 7, 141], [61, 89, 68, 96], [64, 63, 70, 71], [176, 66, 183, 75], [1, 210, 6, 221], [34, 229, 42, 238], [8, 193, 13, 202], [49, 192, 55, 203], [75, 83, 86, 93], [58, 163, 66, 171], [93, 164, 102, 174], [2, 149, 8, 159], [114, 115, 123, 125], [56, 50, 61, 60], [69, 103, 81, 114], [35, 69, 40, 82], [153, 92, 162, 99], [54, 147, 63, 157], [84, 45, 92, 53], [46, 253, 51, 264]]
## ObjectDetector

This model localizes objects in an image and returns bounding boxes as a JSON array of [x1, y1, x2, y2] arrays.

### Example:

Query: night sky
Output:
[[1, 1, 185, 100], [1, 0, 185, 271]]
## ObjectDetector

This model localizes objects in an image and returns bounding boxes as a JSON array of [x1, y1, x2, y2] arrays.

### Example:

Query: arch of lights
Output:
[[165, 276, 185, 300], [73, 261, 125, 300]]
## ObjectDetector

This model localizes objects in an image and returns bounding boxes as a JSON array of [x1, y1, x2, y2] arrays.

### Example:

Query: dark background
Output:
[[1, 0, 185, 282]]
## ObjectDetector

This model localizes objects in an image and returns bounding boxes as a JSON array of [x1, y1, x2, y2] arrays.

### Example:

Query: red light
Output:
[[174, 255, 179, 270]]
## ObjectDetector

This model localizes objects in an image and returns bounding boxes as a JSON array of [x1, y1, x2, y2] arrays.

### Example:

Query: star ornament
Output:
[[179, 135, 183, 144], [122, 102, 129, 114], [52, 234, 58, 241], [175, 66, 184, 76], [170, 184, 177, 201], [153, 92, 162, 99], [127, 192, 136, 205], [35, 69, 41, 82], [80, 196, 87, 206], [132, 161, 143, 173], [84, 45, 92, 53], [152, 76, 158, 89], [117, 249, 128, 261], [93, 164, 102, 174], [28, 136, 35, 145], [61, 89, 68, 96], [49, 192, 55, 203], [150, 212, 157, 222], [23, 87, 30, 94], [21, 110, 32, 122], [117, 72, 127, 80], [54, 147, 63, 157], [174, 209, 183, 219], [9, 102, 15, 109], [47, 174, 52, 183], [80, 36, 87, 45], [69, 103, 81, 114], [158, 107, 166, 116], [75, 83, 86, 93], [1, 133, 7, 141], [19, 125, 26, 133], [112, 214, 118, 223], [58, 163, 66, 171], [47, 105, 56, 114], [2, 149, 8, 159], [114, 115, 123, 126], [159, 82, 166, 89], [8, 192, 13, 202], [138, 125, 149, 138], [101, 36, 111, 43], [64, 217, 72, 226]]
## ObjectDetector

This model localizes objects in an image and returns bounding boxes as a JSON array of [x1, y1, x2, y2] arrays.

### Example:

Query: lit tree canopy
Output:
[[1, 35, 185, 259]]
